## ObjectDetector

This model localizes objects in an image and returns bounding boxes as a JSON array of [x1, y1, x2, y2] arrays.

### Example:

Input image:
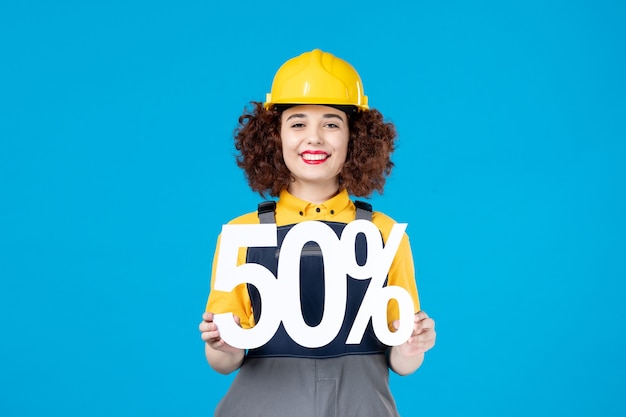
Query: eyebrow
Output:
[[285, 113, 345, 122]]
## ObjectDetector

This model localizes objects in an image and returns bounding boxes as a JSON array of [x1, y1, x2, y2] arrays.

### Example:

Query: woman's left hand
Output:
[[394, 310, 436, 356]]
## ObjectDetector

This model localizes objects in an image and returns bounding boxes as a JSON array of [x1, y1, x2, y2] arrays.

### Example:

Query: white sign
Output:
[[212, 220, 414, 349]]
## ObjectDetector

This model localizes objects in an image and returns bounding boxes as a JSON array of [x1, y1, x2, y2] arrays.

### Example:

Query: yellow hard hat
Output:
[[264, 49, 369, 111]]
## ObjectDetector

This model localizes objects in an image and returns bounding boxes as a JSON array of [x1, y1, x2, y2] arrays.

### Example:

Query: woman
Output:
[[199, 49, 436, 417]]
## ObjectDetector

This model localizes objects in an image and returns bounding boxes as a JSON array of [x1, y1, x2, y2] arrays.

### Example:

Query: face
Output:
[[280, 105, 350, 192]]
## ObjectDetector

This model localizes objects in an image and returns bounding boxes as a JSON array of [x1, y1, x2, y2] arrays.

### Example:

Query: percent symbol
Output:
[[343, 220, 415, 346]]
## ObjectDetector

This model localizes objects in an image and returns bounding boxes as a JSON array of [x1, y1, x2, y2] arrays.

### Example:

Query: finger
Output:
[[415, 326, 436, 340], [202, 311, 214, 322], [415, 311, 429, 321], [200, 329, 221, 342], [406, 328, 436, 349], [420, 318, 435, 330], [414, 318, 435, 335], [199, 320, 216, 333], [410, 319, 421, 337], [411, 330, 436, 348]]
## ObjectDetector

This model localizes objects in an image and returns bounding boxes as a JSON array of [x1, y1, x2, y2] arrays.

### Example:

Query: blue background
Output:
[[1, 1, 625, 416]]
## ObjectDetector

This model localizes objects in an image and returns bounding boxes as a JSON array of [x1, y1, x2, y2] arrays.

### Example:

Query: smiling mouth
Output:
[[300, 151, 330, 164]]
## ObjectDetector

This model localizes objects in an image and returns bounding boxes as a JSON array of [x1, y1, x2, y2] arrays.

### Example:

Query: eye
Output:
[[290, 122, 305, 128], [325, 123, 340, 129]]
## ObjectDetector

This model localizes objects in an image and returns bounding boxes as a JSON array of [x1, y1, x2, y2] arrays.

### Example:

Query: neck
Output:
[[287, 181, 340, 205]]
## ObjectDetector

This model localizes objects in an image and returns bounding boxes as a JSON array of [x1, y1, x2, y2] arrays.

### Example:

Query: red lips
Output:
[[300, 150, 330, 165]]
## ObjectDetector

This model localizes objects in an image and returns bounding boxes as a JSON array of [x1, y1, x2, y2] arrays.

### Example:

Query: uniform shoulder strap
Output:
[[257, 201, 277, 224], [354, 200, 373, 221]]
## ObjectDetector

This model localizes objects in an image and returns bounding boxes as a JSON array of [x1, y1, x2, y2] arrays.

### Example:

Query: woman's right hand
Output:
[[199, 312, 242, 353]]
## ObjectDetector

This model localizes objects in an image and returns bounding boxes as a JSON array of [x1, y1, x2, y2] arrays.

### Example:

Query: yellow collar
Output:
[[276, 189, 355, 225]]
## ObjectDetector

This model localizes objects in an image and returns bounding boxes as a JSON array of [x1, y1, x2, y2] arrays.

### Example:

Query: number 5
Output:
[[212, 224, 281, 349]]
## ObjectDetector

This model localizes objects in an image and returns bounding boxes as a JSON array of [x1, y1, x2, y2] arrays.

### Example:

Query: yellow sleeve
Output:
[[205, 213, 259, 329], [372, 212, 421, 327]]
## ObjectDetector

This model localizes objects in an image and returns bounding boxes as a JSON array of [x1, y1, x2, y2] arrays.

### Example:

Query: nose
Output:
[[307, 126, 323, 144]]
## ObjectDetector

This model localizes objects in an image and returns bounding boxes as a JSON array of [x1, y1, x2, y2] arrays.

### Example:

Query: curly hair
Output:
[[234, 102, 397, 198]]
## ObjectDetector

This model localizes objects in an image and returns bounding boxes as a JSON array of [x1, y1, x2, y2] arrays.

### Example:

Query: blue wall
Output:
[[1, 1, 624, 415]]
